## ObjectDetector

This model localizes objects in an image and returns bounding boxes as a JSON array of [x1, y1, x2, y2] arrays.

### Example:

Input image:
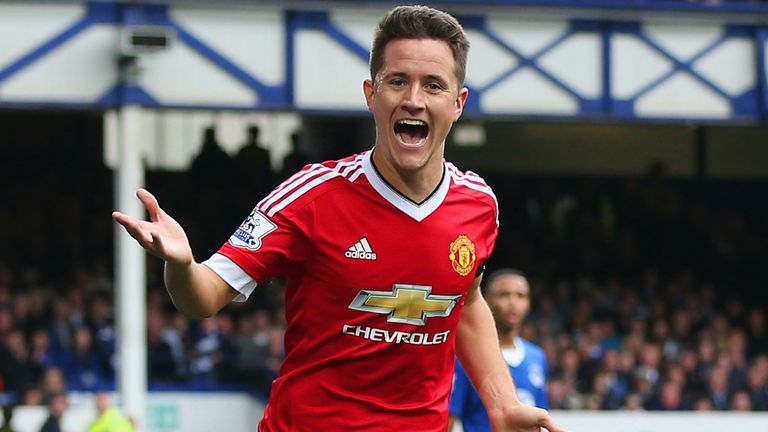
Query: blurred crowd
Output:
[[486, 160, 768, 411], [522, 272, 768, 411], [0, 125, 766, 412], [0, 261, 288, 400]]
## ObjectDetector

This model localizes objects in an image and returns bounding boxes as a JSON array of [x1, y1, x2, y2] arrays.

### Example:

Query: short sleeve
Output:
[[203, 203, 311, 302]]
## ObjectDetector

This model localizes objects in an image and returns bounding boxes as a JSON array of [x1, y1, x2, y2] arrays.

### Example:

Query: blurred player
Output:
[[450, 269, 549, 432], [113, 5, 562, 432]]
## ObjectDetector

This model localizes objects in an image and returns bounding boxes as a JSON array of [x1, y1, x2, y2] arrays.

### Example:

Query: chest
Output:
[[510, 357, 546, 390], [303, 190, 491, 298]]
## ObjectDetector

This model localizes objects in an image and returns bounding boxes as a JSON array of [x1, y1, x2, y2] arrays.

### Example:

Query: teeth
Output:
[[397, 119, 426, 126]]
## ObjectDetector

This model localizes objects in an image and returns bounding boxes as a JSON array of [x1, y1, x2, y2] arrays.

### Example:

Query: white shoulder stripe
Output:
[[265, 170, 341, 217], [448, 167, 499, 227], [448, 166, 496, 201], [256, 156, 365, 217], [258, 163, 326, 209], [259, 164, 328, 211], [341, 161, 362, 178], [446, 163, 488, 187], [348, 166, 364, 182], [340, 154, 365, 177]]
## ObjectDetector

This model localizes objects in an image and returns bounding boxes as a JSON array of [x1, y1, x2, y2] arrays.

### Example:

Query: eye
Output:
[[389, 78, 407, 88], [425, 82, 445, 92]]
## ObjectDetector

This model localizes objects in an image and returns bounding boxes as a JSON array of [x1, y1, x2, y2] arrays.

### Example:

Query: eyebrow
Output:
[[381, 71, 450, 84]]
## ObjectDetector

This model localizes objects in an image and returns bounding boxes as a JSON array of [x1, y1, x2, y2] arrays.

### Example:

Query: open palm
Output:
[[112, 188, 193, 266]]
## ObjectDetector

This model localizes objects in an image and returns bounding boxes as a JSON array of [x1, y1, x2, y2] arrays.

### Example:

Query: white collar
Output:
[[501, 337, 526, 367], [362, 150, 449, 222]]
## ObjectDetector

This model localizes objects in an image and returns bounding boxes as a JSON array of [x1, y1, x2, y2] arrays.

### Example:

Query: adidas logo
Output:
[[345, 238, 377, 260]]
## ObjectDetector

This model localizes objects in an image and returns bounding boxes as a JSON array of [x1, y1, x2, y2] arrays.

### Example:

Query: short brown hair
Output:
[[369, 5, 470, 86], [482, 268, 528, 296]]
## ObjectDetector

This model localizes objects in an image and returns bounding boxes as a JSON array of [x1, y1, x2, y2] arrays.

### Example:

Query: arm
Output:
[[113, 189, 237, 319], [164, 259, 237, 319], [456, 276, 563, 432]]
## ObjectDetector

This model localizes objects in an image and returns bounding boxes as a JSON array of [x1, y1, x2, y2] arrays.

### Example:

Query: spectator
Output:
[[47, 303, 73, 355], [161, 313, 190, 382], [38, 393, 66, 432], [747, 309, 768, 359], [146, 311, 177, 383], [29, 329, 56, 379], [278, 131, 310, 182], [731, 390, 753, 411], [596, 350, 629, 409], [646, 381, 687, 410], [232, 310, 273, 391], [85, 295, 116, 377], [58, 327, 105, 391], [0, 330, 35, 397], [693, 395, 713, 411], [263, 326, 285, 383], [708, 367, 730, 410], [40, 367, 67, 404], [746, 356, 768, 410], [188, 318, 227, 385], [188, 126, 236, 192], [235, 125, 274, 205], [188, 126, 239, 257]]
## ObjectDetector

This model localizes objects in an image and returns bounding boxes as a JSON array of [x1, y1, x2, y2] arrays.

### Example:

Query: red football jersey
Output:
[[204, 150, 498, 431]]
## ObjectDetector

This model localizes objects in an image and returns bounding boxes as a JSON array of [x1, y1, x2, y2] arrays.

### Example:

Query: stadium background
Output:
[[0, 0, 767, 431]]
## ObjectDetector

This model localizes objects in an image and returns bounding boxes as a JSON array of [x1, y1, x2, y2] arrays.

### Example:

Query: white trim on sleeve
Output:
[[202, 253, 257, 302]]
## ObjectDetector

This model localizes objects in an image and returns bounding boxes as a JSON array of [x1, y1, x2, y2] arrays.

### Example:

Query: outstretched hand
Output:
[[492, 403, 565, 432], [112, 188, 194, 266]]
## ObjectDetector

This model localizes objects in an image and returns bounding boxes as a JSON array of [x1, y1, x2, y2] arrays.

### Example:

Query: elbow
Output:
[[172, 300, 217, 320]]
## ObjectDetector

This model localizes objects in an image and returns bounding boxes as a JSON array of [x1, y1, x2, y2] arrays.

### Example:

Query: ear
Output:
[[454, 87, 469, 122], [363, 79, 375, 111]]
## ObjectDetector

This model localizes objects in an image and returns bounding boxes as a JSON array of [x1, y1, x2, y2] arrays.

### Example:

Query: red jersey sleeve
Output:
[[202, 177, 319, 301]]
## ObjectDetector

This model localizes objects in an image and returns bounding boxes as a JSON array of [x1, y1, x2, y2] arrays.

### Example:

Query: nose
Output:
[[400, 86, 425, 112]]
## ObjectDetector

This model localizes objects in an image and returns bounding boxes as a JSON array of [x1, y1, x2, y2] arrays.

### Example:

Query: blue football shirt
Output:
[[450, 337, 548, 432]]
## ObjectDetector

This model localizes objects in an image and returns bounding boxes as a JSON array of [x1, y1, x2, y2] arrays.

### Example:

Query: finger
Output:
[[112, 211, 138, 229], [131, 228, 155, 250], [136, 188, 162, 222], [130, 221, 155, 247], [114, 213, 155, 247], [539, 416, 566, 432]]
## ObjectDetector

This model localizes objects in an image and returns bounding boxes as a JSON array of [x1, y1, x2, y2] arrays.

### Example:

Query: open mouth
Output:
[[394, 119, 429, 147]]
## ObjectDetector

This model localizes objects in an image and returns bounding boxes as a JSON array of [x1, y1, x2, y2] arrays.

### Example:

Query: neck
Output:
[[392, 169, 442, 203], [371, 151, 444, 203], [498, 327, 520, 349]]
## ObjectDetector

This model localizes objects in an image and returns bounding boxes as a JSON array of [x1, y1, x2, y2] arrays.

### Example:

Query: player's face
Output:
[[364, 38, 468, 179], [487, 275, 530, 332]]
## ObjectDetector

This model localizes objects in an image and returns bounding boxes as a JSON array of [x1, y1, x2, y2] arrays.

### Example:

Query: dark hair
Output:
[[370, 5, 469, 86], [482, 268, 528, 295]]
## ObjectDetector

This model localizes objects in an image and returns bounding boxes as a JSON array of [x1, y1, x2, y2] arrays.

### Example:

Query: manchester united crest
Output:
[[449, 234, 476, 277]]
